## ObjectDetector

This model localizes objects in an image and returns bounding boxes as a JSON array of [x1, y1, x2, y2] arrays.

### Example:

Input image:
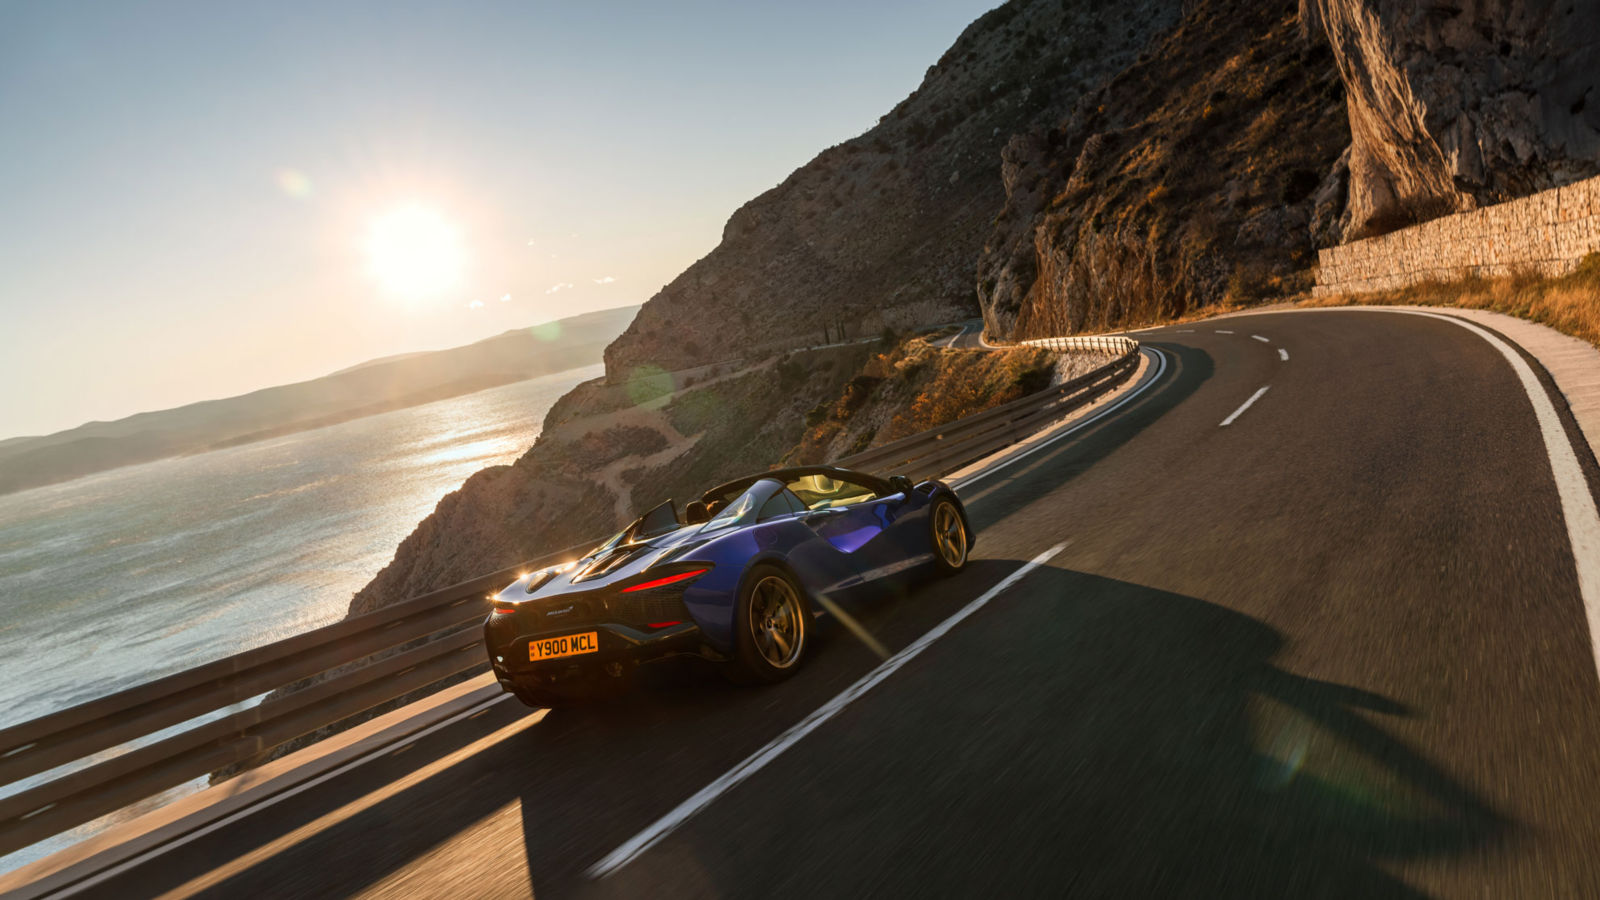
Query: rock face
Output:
[[1302, 0, 1600, 239], [604, 0, 1182, 379], [976, 0, 1350, 338]]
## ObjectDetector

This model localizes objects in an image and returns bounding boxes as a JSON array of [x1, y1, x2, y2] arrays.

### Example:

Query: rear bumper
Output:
[[485, 620, 720, 689]]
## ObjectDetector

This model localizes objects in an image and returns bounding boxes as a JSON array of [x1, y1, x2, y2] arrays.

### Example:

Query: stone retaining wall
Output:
[[1313, 173, 1600, 296]]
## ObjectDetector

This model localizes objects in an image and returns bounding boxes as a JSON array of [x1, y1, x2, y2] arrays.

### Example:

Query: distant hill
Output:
[[0, 305, 638, 496]]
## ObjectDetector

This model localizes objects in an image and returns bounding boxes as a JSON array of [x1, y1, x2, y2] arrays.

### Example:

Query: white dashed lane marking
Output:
[[1278, 348, 1289, 361], [1251, 334, 1271, 343], [587, 544, 1069, 878], [1215, 330, 1234, 334], [1220, 386, 1270, 427]]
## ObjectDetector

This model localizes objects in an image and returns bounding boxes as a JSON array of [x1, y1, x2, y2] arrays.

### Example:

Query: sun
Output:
[[364, 204, 465, 300]]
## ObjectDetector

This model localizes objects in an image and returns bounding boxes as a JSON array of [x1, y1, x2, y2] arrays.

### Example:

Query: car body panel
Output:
[[483, 466, 970, 694]]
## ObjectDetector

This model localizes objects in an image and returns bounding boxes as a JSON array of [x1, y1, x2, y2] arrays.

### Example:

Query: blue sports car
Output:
[[484, 465, 972, 706]]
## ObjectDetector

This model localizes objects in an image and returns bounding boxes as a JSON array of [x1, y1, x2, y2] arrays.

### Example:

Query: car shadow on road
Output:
[[596, 564, 1509, 899], [962, 341, 1211, 535], [155, 563, 1506, 899]]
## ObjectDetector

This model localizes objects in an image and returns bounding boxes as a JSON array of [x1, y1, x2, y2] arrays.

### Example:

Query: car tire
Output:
[[727, 564, 810, 684], [929, 497, 970, 576]]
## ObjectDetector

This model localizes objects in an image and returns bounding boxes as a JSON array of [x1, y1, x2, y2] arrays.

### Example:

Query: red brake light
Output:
[[491, 606, 516, 615], [621, 568, 708, 593], [647, 620, 683, 629]]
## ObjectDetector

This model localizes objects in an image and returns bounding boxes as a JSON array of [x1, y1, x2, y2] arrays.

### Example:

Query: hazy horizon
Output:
[[0, 0, 996, 438], [0, 302, 638, 441]]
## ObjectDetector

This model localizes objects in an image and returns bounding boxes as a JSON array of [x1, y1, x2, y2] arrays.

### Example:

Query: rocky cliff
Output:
[[1301, 0, 1600, 240], [975, 0, 1351, 338], [603, 0, 1183, 378]]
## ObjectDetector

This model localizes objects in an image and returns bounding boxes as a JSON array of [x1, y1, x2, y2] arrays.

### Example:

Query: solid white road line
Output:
[[586, 543, 1069, 880], [1388, 310, 1600, 676], [1220, 386, 1270, 427], [1278, 348, 1289, 361], [953, 347, 1169, 491], [52, 693, 516, 898], [1251, 334, 1271, 343], [1215, 330, 1234, 334]]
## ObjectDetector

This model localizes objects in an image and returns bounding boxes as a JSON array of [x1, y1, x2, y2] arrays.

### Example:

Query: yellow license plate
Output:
[[528, 631, 600, 662]]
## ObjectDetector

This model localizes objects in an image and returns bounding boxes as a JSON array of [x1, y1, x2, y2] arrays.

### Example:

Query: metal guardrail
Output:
[[1018, 335, 1139, 355], [0, 334, 1140, 859], [833, 348, 1139, 482]]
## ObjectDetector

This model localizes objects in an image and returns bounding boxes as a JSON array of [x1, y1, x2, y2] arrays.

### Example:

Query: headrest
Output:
[[685, 500, 709, 524]]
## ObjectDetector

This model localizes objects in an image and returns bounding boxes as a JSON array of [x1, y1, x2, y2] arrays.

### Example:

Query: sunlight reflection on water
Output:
[[0, 364, 601, 730]]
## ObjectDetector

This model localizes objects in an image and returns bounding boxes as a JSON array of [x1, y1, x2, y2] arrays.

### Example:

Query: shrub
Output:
[[848, 428, 877, 455], [1225, 263, 1274, 304]]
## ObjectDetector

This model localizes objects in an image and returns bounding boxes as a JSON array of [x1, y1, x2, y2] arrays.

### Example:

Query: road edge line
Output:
[[7, 680, 508, 900], [952, 346, 1168, 491], [1380, 309, 1600, 678], [1216, 305, 1600, 676]]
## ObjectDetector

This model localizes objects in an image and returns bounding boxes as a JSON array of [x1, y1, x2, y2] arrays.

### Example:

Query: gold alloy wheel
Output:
[[749, 574, 804, 668], [934, 502, 968, 568]]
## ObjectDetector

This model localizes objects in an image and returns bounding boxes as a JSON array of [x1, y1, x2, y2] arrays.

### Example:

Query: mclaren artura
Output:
[[483, 466, 972, 706]]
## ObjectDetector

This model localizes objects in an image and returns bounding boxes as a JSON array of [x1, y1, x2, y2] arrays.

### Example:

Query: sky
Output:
[[0, 0, 997, 439]]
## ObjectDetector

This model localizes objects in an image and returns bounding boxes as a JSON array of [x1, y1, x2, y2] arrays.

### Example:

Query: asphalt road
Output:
[[76, 310, 1600, 898]]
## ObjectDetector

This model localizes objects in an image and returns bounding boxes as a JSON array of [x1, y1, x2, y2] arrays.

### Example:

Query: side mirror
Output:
[[888, 475, 915, 495]]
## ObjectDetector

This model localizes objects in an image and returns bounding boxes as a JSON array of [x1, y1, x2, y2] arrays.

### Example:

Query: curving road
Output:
[[68, 311, 1600, 898]]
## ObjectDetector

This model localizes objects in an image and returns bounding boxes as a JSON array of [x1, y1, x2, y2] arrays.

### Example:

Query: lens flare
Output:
[[364, 204, 466, 300], [276, 168, 313, 199]]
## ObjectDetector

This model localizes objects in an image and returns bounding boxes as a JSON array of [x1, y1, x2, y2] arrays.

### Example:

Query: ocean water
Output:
[[0, 363, 601, 731]]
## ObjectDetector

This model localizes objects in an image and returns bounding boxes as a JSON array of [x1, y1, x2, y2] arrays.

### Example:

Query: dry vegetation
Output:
[[787, 338, 1057, 464], [1302, 253, 1600, 348]]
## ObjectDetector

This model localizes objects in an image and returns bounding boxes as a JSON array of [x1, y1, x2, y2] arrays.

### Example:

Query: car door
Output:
[[756, 488, 864, 602], [793, 475, 918, 589]]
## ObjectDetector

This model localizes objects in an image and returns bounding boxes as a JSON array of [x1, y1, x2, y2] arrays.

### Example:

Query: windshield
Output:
[[787, 473, 878, 510], [632, 499, 679, 539], [587, 527, 631, 559], [708, 487, 761, 526]]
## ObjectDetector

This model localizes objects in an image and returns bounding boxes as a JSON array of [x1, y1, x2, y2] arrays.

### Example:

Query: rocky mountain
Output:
[[603, 0, 1183, 378], [1301, 0, 1600, 240], [976, 0, 1350, 338]]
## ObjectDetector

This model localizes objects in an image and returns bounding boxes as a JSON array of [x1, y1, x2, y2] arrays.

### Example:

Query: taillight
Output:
[[621, 568, 709, 593], [491, 606, 516, 616], [646, 620, 682, 629]]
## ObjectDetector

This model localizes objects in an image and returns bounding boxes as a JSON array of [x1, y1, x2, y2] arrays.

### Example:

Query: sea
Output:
[[0, 363, 601, 732]]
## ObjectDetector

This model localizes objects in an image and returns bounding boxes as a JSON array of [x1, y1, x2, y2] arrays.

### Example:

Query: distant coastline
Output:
[[0, 305, 636, 496]]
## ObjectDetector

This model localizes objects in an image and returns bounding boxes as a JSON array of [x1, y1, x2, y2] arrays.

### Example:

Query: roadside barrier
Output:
[[0, 334, 1140, 859]]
